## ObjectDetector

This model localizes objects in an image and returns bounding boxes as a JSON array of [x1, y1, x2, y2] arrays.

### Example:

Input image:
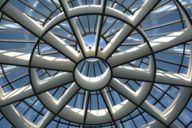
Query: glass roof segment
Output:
[[0, 0, 192, 128]]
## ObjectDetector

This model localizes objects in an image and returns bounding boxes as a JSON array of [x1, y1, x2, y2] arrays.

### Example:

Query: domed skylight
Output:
[[0, 0, 192, 128]]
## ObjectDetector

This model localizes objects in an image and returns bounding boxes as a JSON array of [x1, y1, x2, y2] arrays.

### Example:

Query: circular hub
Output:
[[74, 58, 111, 90]]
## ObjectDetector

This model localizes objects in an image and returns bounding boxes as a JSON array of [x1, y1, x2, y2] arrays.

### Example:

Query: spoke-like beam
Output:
[[113, 66, 192, 87], [110, 78, 152, 105], [0, 50, 75, 72], [31, 54, 75, 72], [115, 121, 122, 128], [100, 89, 116, 124], [59, 0, 87, 57], [39, 83, 80, 127], [109, 85, 167, 126], [0, 50, 30, 67], [100, 89, 121, 127], [37, 112, 55, 128], [0, 72, 73, 107], [110, 78, 139, 103], [0, 105, 38, 128], [99, 0, 160, 59], [0, 0, 5, 6], [36, 72, 73, 92], [1, 3, 80, 62], [37, 83, 80, 125], [0, 85, 33, 107], [56, 83, 80, 113], [109, 78, 167, 126], [94, 0, 107, 56], [141, 87, 192, 126], [82, 91, 90, 126], [110, 78, 137, 101], [108, 29, 192, 67], [131, 0, 160, 26]]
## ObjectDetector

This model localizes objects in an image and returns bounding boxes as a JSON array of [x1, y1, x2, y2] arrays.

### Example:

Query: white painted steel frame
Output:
[[0, 0, 191, 128]]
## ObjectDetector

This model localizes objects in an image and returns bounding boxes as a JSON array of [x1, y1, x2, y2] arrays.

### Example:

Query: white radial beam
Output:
[[31, 69, 73, 92], [141, 87, 192, 126], [131, 0, 160, 26], [37, 112, 55, 128], [0, 50, 30, 67], [0, 85, 33, 107], [115, 121, 122, 128], [0, 72, 73, 107], [100, 89, 115, 120], [110, 79, 192, 126], [37, 83, 80, 127], [113, 66, 192, 87], [31, 54, 75, 72], [110, 78, 152, 105], [38, 83, 80, 114], [108, 29, 192, 67], [81, 91, 90, 126], [98, 0, 160, 59], [0, 0, 6, 7], [94, 15, 104, 55], [94, 0, 107, 56], [1, 83, 80, 128], [100, 89, 122, 128], [1, 3, 80, 62], [59, 0, 88, 57], [111, 56, 154, 106], [0, 50, 75, 72], [0, 105, 38, 128]]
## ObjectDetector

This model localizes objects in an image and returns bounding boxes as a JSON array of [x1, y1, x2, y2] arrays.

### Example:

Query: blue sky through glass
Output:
[[83, 34, 106, 48]]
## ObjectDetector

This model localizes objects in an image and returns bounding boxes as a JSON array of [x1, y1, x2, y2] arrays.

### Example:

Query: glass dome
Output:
[[0, 0, 192, 128]]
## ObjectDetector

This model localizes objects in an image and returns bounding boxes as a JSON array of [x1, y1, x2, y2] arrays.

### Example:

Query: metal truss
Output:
[[0, 0, 192, 128]]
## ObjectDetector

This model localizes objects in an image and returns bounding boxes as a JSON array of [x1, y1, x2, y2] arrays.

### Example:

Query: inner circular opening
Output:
[[76, 58, 109, 77], [75, 58, 111, 91]]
